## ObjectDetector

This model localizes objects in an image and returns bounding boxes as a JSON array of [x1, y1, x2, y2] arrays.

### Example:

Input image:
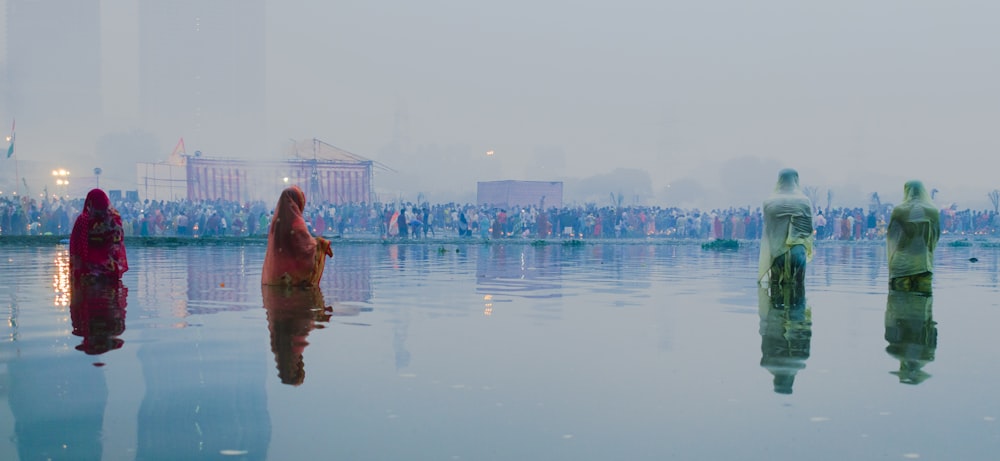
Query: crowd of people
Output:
[[53, 172, 944, 389], [1, 189, 998, 240], [49, 171, 945, 395]]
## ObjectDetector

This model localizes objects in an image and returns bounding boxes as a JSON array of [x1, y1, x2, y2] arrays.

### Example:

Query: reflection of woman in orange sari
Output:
[[262, 286, 331, 385], [69, 189, 128, 285], [262, 186, 333, 286]]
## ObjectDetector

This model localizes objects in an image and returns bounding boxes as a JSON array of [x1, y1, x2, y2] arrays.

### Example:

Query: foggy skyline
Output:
[[2, 0, 999, 209]]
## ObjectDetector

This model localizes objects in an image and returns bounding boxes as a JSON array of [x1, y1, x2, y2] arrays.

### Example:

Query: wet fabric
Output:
[[69, 189, 128, 284], [262, 186, 332, 286], [758, 169, 814, 283], [886, 180, 940, 282]]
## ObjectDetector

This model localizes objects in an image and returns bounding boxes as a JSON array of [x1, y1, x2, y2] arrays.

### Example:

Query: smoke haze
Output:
[[2, 0, 998, 210]]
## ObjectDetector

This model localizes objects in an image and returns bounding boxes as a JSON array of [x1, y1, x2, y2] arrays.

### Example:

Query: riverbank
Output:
[[1, 233, 996, 248]]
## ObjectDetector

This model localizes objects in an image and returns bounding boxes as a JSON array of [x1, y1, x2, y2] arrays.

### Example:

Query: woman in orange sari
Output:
[[262, 185, 333, 286], [69, 189, 128, 285]]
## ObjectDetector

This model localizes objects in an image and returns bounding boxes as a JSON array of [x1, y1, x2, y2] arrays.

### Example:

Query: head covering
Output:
[[758, 169, 814, 282], [262, 186, 332, 286], [69, 189, 128, 284], [886, 180, 940, 281], [262, 286, 331, 386]]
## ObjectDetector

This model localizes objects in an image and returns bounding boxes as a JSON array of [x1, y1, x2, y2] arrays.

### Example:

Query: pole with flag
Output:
[[168, 137, 186, 166], [7, 119, 20, 199], [5, 119, 13, 158]]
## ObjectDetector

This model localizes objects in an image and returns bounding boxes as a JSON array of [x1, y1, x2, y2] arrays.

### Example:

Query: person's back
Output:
[[887, 180, 940, 293], [262, 186, 332, 287], [759, 169, 814, 285], [70, 189, 129, 285]]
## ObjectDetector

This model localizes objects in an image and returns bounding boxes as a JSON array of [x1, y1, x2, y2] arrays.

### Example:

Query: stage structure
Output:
[[137, 138, 390, 204], [477, 180, 563, 210]]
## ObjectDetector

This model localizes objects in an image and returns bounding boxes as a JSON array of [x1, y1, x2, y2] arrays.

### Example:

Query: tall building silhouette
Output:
[[3, 0, 103, 154], [138, 0, 265, 158]]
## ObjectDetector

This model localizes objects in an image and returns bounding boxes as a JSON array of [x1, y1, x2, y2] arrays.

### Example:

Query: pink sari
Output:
[[69, 189, 128, 285], [261, 186, 332, 286]]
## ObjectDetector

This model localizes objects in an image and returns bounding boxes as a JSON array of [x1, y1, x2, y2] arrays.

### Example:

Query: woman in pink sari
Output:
[[69, 189, 128, 285], [262, 185, 333, 286]]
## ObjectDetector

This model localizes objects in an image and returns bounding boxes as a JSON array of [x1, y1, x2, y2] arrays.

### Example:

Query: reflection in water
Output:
[[758, 286, 812, 394], [7, 248, 109, 459], [483, 294, 493, 316], [393, 305, 412, 371], [263, 286, 332, 385], [320, 245, 374, 304], [70, 281, 128, 356], [475, 244, 564, 299], [8, 352, 108, 460], [52, 248, 70, 307], [186, 247, 255, 315], [136, 329, 272, 460], [885, 290, 937, 385], [135, 247, 272, 460]]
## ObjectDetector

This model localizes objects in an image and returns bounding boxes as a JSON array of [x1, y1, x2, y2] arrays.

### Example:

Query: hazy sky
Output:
[[8, 0, 1000, 208], [263, 0, 1000, 207]]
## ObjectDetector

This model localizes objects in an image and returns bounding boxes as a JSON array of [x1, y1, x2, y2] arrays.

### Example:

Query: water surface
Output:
[[1, 240, 998, 460]]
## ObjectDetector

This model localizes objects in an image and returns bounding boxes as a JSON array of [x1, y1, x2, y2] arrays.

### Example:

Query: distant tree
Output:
[[869, 192, 881, 212], [989, 189, 1000, 214], [609, 192, 624, 208], [571, 168, 653, 206], [803, 186, 819, 209]]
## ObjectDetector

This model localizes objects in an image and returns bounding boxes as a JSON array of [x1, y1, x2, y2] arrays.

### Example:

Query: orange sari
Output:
[[261, 186, 332, 286]]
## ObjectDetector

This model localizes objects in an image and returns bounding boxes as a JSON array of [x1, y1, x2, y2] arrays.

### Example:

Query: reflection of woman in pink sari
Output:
[[71, 282, 128, 355], [262, 185, 332, 286], [69, 189, 128, 285]]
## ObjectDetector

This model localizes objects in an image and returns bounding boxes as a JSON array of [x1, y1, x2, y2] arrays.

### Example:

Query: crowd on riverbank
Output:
[[1, 193, 998, 240]]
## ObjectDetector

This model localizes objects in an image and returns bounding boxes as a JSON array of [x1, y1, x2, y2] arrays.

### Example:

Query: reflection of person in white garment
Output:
[[758, 169, 815, 286], [885, 290, 937, 384], [758, 286, 812, 394], [887, 180, 940, 293]]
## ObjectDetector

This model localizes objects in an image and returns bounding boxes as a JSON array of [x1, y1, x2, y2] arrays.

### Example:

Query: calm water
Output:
[[1, 240, 998, 460]]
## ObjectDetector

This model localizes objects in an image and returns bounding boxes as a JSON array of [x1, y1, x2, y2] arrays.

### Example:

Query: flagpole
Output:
[[7, 118, 19, 198]]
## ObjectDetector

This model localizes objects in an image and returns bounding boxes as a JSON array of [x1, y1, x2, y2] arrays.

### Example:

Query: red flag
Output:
[[171, 137, 186, 156]]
